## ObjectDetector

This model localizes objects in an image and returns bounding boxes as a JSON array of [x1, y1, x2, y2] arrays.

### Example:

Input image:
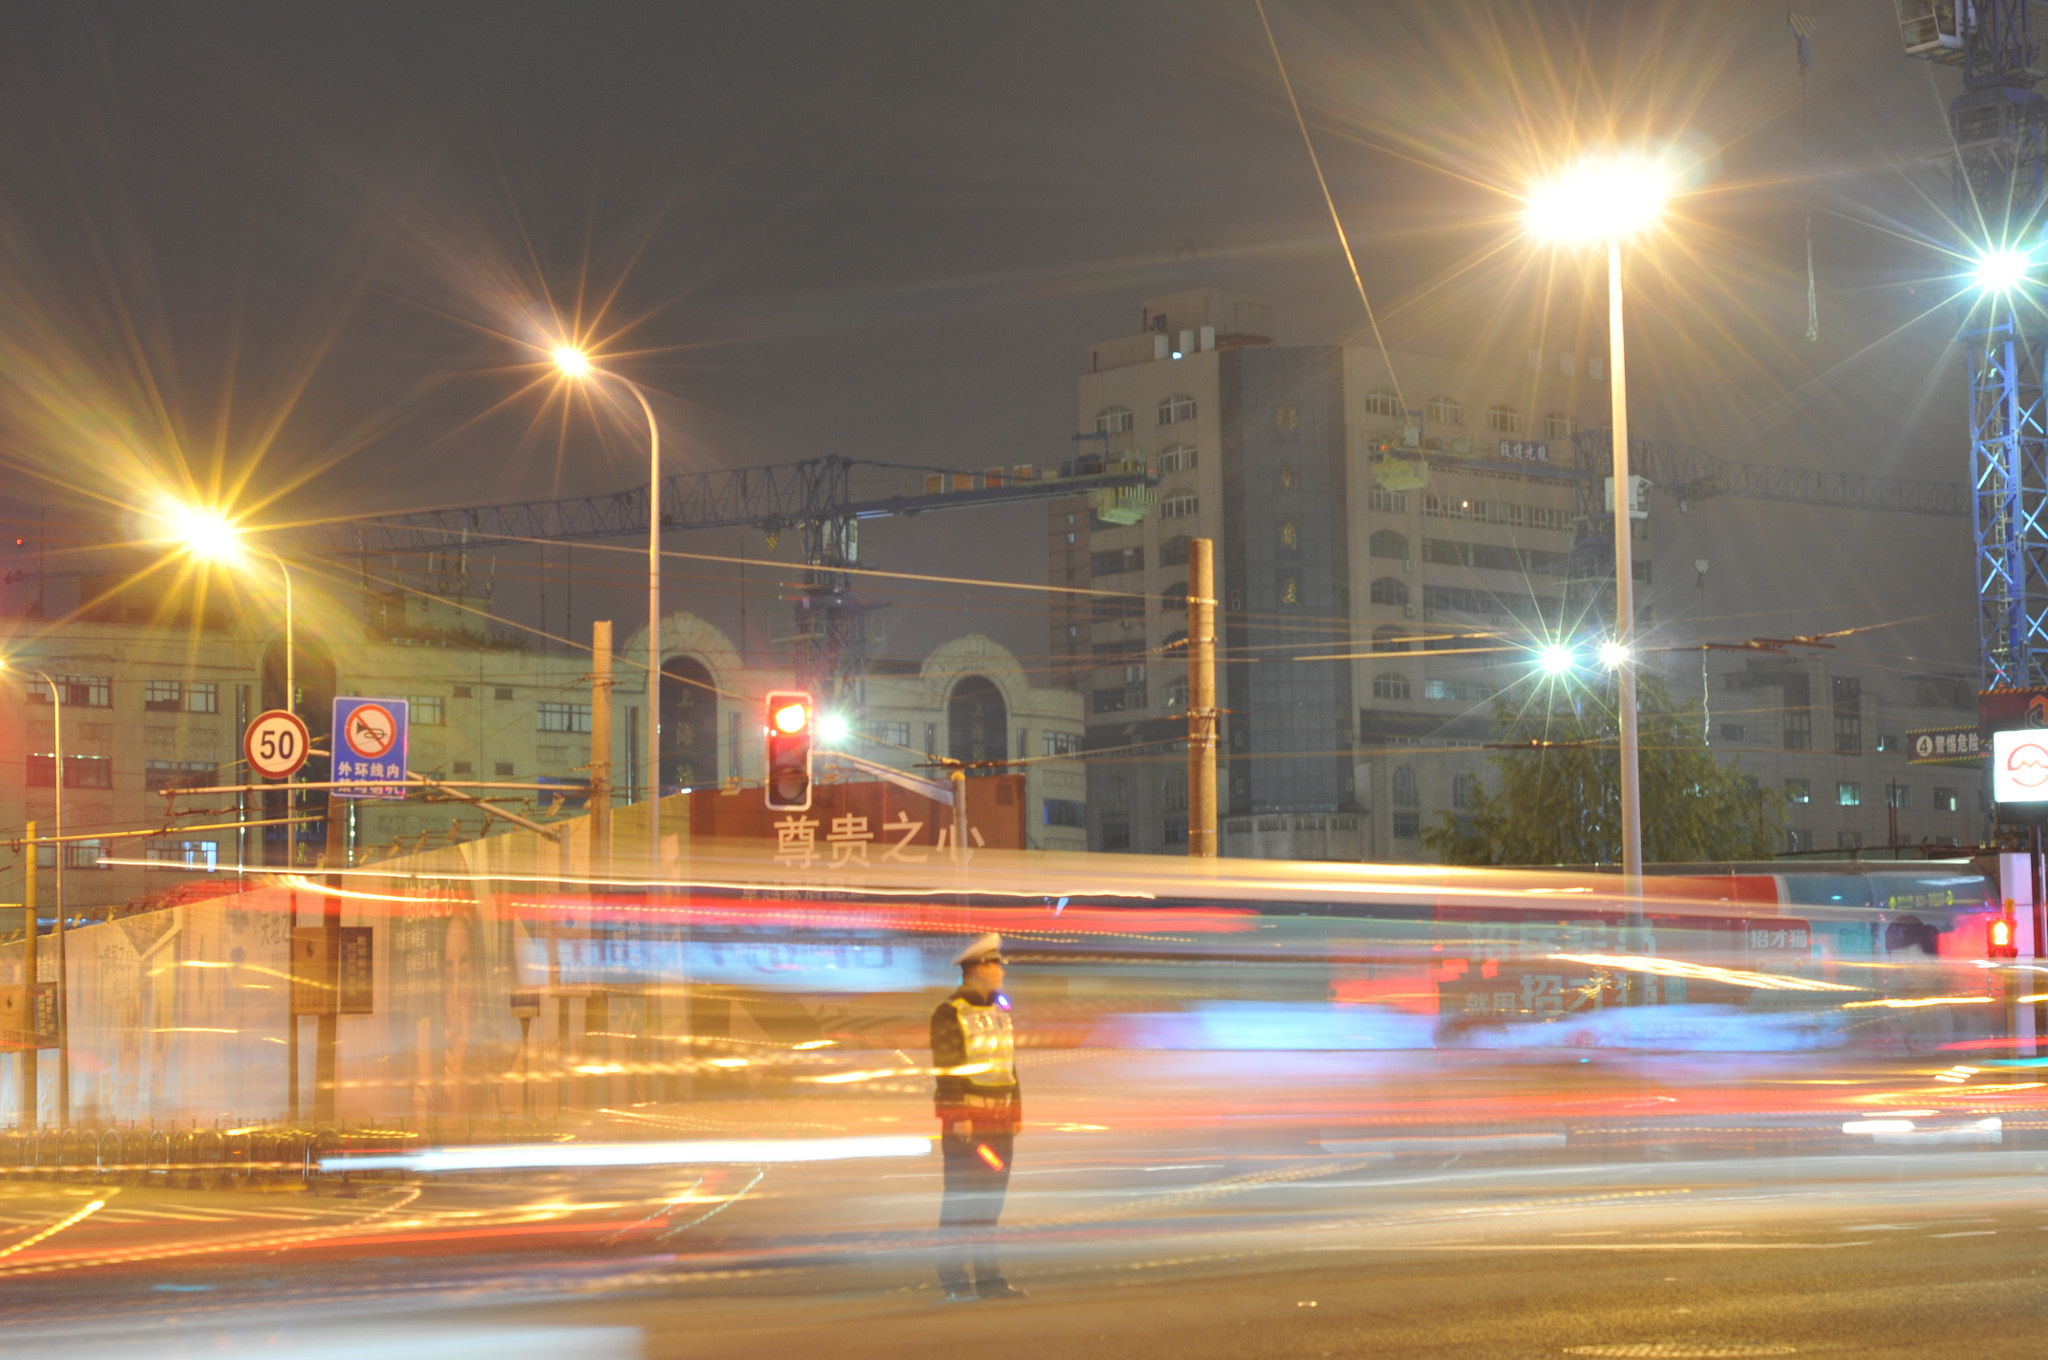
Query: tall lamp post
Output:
[[1526, 154, 1671, 926], [552, 347, 664, 881], [3, 659, 67, 1125]]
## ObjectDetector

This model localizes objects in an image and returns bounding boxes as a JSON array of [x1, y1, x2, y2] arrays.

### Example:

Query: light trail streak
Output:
[[1546, 952, 1863, 993], [325, 1135, 932, 1174], [0, 1197, 106, 1260]]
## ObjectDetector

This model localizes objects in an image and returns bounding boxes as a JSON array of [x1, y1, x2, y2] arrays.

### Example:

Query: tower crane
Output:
[[1898, 1, 2048, 686], [6, 454, 1155, 707]]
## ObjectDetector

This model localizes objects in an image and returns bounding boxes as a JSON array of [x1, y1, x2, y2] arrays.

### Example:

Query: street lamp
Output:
[[1526, 152, 1673, 911], [1, 657, 67, 1126], [552, 346, 663, 880], [159, 503, 295, 716]]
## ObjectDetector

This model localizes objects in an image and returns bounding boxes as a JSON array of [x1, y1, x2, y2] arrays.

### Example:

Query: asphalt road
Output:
[[2, 1146, 2043, 1359]]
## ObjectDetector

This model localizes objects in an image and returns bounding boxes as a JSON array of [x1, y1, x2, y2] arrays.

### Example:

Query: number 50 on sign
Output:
[[244, 709, 311, 780]]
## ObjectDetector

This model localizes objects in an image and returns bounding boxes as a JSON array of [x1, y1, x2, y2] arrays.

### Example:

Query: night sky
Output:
[[0, 1, 1986, 672]]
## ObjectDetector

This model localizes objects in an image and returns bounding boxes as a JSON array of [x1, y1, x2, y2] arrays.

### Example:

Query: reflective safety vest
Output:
[[931, 990, 1021, 1127]]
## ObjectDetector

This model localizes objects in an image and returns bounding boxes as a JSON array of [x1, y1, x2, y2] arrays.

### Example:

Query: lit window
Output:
[[1425, 396, 1463, 427], [1095, 406, 1134, 435], [1785, 779, 1810, 804], [1485, 405, 1524, 434], [1837, 781, 1861, 807]]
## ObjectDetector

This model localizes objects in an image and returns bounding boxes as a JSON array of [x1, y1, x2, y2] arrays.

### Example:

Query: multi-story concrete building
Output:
[[1055, 288, 1981, 862]]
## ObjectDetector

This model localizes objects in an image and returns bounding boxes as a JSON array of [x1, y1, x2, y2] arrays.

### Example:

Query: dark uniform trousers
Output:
[[938, 1128, 1014, 1292]]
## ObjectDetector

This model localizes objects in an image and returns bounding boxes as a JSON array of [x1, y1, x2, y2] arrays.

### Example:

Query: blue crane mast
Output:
[[1899, 1, 2048, 686]]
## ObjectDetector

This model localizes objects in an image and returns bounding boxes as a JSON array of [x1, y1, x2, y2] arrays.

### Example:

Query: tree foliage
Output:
[[1422, 674, 1780, 867]]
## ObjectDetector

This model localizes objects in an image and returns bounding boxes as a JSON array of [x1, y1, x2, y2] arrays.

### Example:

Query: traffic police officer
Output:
[[930, 932, 1025, 1301]]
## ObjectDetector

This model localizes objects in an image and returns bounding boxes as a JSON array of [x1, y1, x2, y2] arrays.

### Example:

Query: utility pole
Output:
[[315, 786, 347, 1126], [21, 821, 35, 1131], [590, 621, 613, 883], [1186, 538, 1219, 858]]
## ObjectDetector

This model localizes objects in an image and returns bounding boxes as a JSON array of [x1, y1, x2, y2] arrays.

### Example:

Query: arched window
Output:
[[949, 675, 1009, 770], [1392, 765, 1420, 807], [1158, 393, 1197, 425], [1095, 406, 1133, 435], [1543, 412, 1575, 439], [1161, 581, 1189, 612], [1425, 395, 1463, 427], [659, 655, 721, 792], [1364, 388, 1401, 418], [1486, 404, 1525, 434], [1452, 771, 1477, 809], [1160, 534, 1191, 567], [1368, 529, 1408, 559], [1159, 443, 1197, 474], [1373, 671, 1411, 701], [1373, 625, 1410, 653], [1370, 577, 1410, 607]]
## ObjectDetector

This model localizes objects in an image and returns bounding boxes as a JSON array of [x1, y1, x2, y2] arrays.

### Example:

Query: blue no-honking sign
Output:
[[332, 697, 410, 801]]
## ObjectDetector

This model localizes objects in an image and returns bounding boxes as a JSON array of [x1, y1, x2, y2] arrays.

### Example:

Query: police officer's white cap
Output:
[[952, 933, 1005, 967]]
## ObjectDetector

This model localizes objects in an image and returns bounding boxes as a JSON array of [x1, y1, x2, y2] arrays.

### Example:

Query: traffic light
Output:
[[1988, 911, 2020, 961], [764, 690, 814, 811]]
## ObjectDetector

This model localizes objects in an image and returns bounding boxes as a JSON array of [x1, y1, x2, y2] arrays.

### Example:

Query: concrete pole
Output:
[[590, 621, 614, 884], [1607, 237, 1645, 937], [49, 679, 65, 1125], [1187, 538, 1219, 858], [620, 380, 663, 885], [21, 820, 34, 1131]]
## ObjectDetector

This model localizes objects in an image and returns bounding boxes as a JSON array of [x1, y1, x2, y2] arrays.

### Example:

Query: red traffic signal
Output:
[[1989, 913, 2020, 961], [764, 690, 814, 811]]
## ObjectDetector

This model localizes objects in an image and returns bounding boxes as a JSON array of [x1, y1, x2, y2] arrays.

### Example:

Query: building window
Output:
[[1452, 771, 1476, 809], [1365, 388, 1401, 418], [495, 686, 515, 701], [145, 679, 182, 711], [1392, 765, 1420, 807], [1719, 723, 1747, 742], [1101, 820, 1132, 850], [1095, 406, 1134, 435], [1158, 394, 1197, 425], [495, 761, 515, 777], [1543, 412, 1575, 439], [453, 760, 474, 775], [1043, 798, 1086, 828], [29, 755, 112, 789], [1876, 733, 1901, 753], [1369, 489, 1407, 513], [1785, 779, 1810, 804], [1832, 676, 1861, 755], [1425, 396, 1463, 427], [1102, 775, 1130, 815], [411, 695, 446, 726], [1092, 545, 1145, 576], [1160, 535, 1191, 567], [1164, 676, 1188, 711], [453, 685, 473, 699], [1373, 672, 1411, 701], [146, 760, 214, 791], [1783, 711, 1812, 750], [1838, 830, 1863, 851], [1373, 626, 1410, 653], [48, 839, 109, 871], [1934, 786, 1959, 812], [1370, 577, 1410, 607], [1159, 443, 1197, 473], [538, 701, 593, 733], [1159, 493, 1199, 519], [1788, 828, 1811, 854], [28, 675, 111, 708], [1368, 529, 1408, 559], [1485, 405, 1524, 434], [1161, 582, 1189, 613], [1886, 783, 1911, 808], [861, 720, 912, 748], [146, 839, 219, 869], [1425, 677, 1496, 701], [1837, 781, 1861, 807], [1042, 730, 1081, 757]]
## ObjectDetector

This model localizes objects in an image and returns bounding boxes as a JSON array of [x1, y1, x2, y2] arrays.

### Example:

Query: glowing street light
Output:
[[552, 343, 664, 879], [1527, 151, 1675, 920], [816, 711, 850, 745], [1535, 643, 1578, 676], [162, 504, 295, 718], [1972, 247, 2032, 295]]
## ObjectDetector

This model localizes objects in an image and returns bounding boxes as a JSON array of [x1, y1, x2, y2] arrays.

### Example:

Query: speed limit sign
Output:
[[244, 709, 311, 780]]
